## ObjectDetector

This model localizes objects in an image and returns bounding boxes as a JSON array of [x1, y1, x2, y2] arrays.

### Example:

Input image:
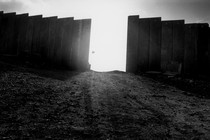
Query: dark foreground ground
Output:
[[0, 61, 210, 139]]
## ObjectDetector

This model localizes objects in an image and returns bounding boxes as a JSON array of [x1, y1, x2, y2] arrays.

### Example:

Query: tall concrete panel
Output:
[[48, 17, 57, 64], [138, 18, 150, 72], [184, 24, 198, 75], [18, 15, 29, 58], [149, 18, 161, 71], [55, 17, 74, 67], [0, 11, 3, 36], [126, 16, 139, 73], [40, 16, 57, 63], [161, 20, 184, 73], [60, 17, 74, 68], [54, 19, 63, 65], [161, 21, 173, 71], [197, 24, 209, 75], [40, 17, 50, 60], [0, 11, 3, 52], [172, 20, 185, 73], [72, 19, 91, 71], [24, 16, 35, 57], [0, 12, 16, 55], [173, 20, 185, 63], [71, 20, 81, 70], [79, 19, 91, 71], [208, 27, 210, 75], [72, 20, 84, 70], [31, 15, 42, 60], [14, 13, 28, 56], [184, 23, 209, 75]]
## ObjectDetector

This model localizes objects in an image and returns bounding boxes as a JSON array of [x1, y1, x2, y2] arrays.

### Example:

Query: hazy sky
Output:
[[0, 0, 210, 71], [1, 0, 210, 22]]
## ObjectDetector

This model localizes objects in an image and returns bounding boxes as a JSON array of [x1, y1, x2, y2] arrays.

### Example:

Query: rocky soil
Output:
[[0, 61, 210, 139]]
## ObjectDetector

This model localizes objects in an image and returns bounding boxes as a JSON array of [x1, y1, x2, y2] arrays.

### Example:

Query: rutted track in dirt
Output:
[[0, 63, 210, 139]]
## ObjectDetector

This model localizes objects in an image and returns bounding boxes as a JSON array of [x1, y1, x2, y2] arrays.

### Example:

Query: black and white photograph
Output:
[[0, 0, 210, 139]]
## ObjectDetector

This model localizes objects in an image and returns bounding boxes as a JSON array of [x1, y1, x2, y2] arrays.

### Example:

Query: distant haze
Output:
[[1, 0, 210, 71]]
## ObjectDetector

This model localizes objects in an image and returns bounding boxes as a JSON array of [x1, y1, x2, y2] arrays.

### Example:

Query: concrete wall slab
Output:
[[126, 16, 139, 73], [149, 18, 161, 71]]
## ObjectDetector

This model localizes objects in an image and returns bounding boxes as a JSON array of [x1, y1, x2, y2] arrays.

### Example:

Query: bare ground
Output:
[[0, 62, 210, 139]]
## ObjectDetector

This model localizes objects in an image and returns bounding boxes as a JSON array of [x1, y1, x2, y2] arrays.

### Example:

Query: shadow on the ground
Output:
[[139, 72, 210, 99], [0, 61, 81, 81]]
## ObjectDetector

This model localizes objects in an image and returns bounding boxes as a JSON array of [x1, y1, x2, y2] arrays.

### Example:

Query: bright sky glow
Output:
[[1, 0, 210, 72]]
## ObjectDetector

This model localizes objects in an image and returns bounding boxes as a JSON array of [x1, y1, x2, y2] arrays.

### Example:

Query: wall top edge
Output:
[[43, 16, 58, 19], [29, 15, 43, 18], [186, 23, 209, 27], [58, 17, 74, 20], [162, 20, 185, 23], [140, 17, 161, 20], [16, 13, 29, 16], [75, 18, 92, 21], [128, 15, 139, 17], [3, 12, 16, 15], [128, 15, 139, 18]]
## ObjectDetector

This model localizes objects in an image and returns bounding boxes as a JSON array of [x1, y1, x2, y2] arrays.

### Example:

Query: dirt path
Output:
[[0, 63, 210, 139]]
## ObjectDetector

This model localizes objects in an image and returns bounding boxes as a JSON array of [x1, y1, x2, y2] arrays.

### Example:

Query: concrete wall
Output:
[[126, 16, 139, 73], [0, 11, 91, 71], [148, 18, 161, 71], [55, 17, 74, 67], [40, 16, 57, 64], [0, 12, 16, 55], [76, 19, 92, 71], [31, 15, 43, 60], [184, 24, 198, 75], [17, 14, 30, 57], [161, 20, 184, 73], [15, 13, 28, 56], [208, 28, 210, 74], [0, 11, 4, 53], [126, 16, 161, 73], [138, 18, 150, 72], [197, 24, 209, 75], [184, 23, 209, 75], [127, 15, 210, 76]]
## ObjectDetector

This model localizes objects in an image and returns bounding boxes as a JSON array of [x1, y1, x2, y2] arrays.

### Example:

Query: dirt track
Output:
[[0, 62, 210, 139]]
